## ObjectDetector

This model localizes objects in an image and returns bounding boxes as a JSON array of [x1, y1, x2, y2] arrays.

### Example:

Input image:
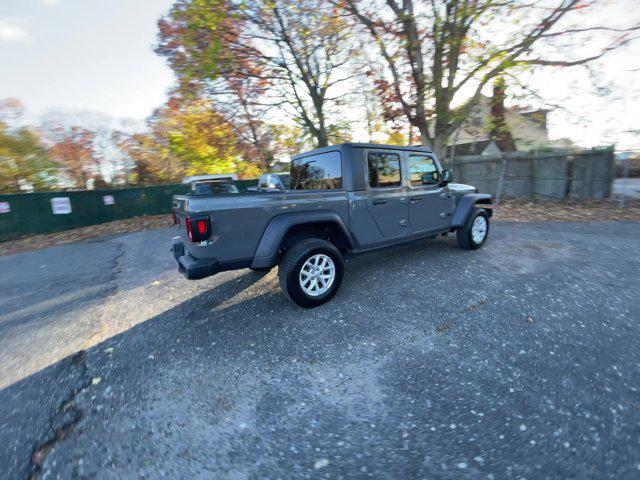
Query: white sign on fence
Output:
[[51, 197, 72, 215], [103, 195, 115, 206], [0, 201, 10, 214]]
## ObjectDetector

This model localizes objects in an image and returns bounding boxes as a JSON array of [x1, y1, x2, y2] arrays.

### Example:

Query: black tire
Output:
[[278, 238, 344, 308], [457, 208, 490, 250]]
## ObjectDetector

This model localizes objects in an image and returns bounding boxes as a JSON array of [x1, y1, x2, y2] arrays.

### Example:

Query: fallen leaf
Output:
[[92, 377, 102, 386], [104, 347, 114, 354], [527, 315, 534, 323]]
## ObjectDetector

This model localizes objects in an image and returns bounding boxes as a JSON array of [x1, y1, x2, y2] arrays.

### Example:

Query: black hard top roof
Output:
[[292, 142, 433, 160]]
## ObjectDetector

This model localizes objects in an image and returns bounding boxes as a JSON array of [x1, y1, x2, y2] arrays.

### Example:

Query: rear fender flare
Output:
[[451, 193, 493, 228], [251, 211, 353, 269]]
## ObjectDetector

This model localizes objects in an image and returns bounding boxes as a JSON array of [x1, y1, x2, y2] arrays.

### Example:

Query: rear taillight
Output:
[[185, 215, 211, 243]]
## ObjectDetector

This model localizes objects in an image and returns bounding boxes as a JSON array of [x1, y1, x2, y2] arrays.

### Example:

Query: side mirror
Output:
[[441, 169, 453, 184]]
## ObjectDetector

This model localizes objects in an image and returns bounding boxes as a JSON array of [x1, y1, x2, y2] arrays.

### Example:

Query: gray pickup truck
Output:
[[172, 143, 492, 307]]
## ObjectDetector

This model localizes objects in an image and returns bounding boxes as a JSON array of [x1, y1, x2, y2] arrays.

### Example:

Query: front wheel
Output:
[[278, 238, 344, 308], [457, 208, 490, 250]]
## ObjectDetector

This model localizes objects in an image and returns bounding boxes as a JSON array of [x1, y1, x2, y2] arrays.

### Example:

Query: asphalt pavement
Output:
[[1, 221, 639, 479]]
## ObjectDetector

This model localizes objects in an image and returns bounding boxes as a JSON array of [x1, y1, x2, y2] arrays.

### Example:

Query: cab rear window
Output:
[[290, 151, 342, 190]]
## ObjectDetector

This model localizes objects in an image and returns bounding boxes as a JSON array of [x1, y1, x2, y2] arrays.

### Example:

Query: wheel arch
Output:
[[451, 193, 493, 228], [251, 211, 354, 269]]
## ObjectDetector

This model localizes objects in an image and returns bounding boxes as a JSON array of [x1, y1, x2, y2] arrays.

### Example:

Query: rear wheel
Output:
[[457, 208, 489, 250], [278, 238, 344, 308]]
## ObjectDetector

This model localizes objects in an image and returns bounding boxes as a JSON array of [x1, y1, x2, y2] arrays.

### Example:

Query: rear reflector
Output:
[[185, 216, 193, 240]]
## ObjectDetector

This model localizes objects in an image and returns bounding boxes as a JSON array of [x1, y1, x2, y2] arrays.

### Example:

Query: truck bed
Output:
[[172, 190, 350, 266]]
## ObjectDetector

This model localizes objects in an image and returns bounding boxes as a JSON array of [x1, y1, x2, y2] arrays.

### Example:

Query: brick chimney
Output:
[[490, 76, 516, 151]]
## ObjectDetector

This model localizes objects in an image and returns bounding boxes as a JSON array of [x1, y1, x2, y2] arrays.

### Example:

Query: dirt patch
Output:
[[0, 215, 173, 256], [493, 199, 640, 222]]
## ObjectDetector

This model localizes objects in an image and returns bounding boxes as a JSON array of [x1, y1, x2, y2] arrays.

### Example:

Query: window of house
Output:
[[367, 152, 401, 188]]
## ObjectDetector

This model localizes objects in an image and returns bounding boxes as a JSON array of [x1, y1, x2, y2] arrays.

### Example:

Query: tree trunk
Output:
[[315, 101, 329, 148], [432, 134, 447, 161], [416, 119, 435, 153], [317, 131, 328, 148]]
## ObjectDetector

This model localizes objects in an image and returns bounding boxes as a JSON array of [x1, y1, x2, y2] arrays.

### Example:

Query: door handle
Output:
[[372, 199, 387, 205], [411, 195, 425, 202]]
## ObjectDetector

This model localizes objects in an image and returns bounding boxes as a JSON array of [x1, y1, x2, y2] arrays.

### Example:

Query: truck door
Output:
[[364, 150, 409, 239], [406, 153, 453, 233]]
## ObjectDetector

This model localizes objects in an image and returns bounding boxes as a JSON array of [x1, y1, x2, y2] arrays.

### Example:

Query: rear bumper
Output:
[[172, 238, 219, 280]]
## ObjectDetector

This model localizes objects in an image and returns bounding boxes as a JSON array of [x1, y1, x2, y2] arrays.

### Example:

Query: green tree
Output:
[[0, 122, 59, 193], [116, 97, 261, 182], [0, 99, 59, 193]]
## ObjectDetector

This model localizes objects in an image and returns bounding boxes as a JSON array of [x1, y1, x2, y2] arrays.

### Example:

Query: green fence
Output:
[[0, 179, 258, 242]]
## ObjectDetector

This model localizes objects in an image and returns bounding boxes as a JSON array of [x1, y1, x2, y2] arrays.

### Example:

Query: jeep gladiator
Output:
[[172, 143, 492, 307]]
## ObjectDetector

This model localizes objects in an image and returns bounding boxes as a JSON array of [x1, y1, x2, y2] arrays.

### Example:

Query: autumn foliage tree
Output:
[[156, 0, 273, 166], [46, 125, 102, 189], [112, 130, 175, 185], [342, 0, 640, 156], [115, 97, 261, 183], [0, 100, 58, 193], [156, 0, 355, 150]]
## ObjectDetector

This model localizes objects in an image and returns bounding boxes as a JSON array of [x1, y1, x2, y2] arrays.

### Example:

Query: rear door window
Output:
[[367, 152, 401, 188]]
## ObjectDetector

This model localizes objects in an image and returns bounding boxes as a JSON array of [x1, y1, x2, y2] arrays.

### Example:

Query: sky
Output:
[[0, 0, 175, 124], [1, 0, 639, 151]]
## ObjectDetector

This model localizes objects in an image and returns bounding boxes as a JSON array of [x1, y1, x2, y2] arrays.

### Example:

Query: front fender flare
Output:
[[451, 193, 493, 228], [251, 211, 353, 269]]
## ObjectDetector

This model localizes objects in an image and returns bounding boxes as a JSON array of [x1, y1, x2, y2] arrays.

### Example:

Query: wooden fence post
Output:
[[495, 154, 508, 205]]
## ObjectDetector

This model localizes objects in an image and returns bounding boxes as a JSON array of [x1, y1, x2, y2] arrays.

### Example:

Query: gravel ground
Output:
[[1, 221, 639, 479]]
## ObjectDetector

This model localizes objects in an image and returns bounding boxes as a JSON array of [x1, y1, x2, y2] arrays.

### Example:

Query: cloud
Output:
[[41, 0, 60, 5], [0, 18, 29, 43]]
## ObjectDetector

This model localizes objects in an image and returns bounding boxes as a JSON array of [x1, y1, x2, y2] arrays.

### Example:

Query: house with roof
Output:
[[443, 80, 575, 159]]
